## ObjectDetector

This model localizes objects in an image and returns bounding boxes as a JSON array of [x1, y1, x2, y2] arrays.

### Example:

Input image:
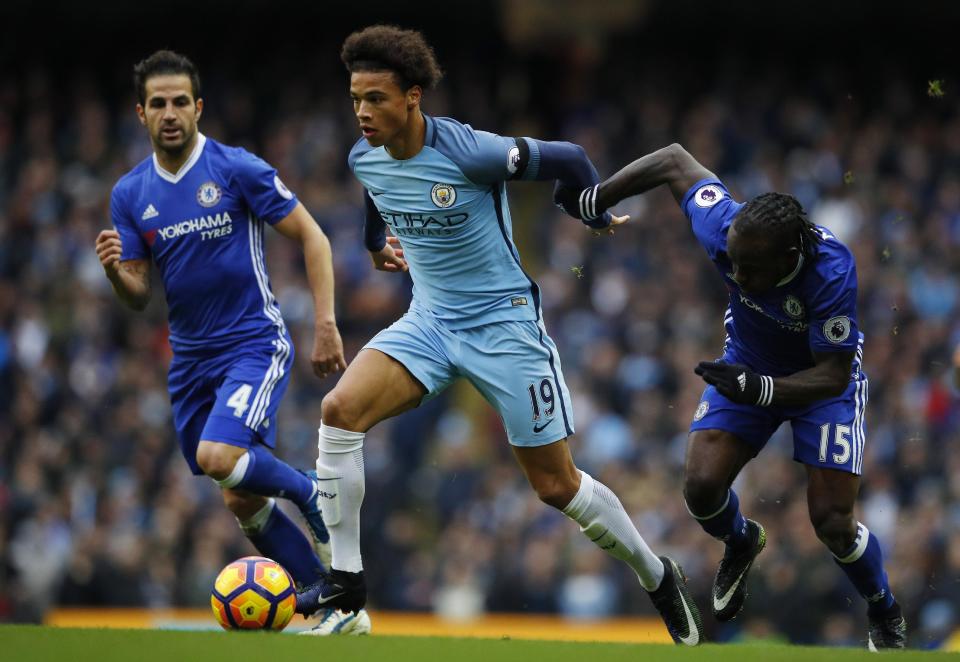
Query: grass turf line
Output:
[[1, 625, 951, 662]]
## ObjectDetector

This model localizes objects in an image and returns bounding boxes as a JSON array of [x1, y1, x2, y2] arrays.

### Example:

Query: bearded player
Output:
[[95, 50, 370, 634]]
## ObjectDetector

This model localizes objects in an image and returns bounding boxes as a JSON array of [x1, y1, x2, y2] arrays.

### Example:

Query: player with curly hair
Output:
[[556, 144, 906, 649], [295, 26, 704, 645]]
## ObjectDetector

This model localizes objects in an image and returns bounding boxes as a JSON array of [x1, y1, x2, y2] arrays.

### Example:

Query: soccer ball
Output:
[[210, 556, 297, 631]]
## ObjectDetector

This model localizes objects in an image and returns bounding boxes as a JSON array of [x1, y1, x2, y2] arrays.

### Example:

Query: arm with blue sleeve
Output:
[[363, 189, 386, 252], [444, 126, 612, 229], [524, 139, 613, 229], [362, 188, 407, 273]]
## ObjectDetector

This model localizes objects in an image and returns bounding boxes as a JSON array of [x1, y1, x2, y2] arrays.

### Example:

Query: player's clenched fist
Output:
[[95, 229, 124, 275]]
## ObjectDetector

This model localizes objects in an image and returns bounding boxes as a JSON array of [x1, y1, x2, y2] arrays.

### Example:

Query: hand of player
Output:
[[695, 361, 774, 407], [95, 229, 123, 276], [312, 319, 347, 379], [553, 183, 626, 233], [370, 236, 408, 273], [591, 213, 630, 237]]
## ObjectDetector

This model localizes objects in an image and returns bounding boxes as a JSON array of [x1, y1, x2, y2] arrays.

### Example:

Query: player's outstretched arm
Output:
[[696, 351, 853, 408], [556, 143, 715, 222], [273, 203, 347, 378], [95, 229, 151, 311]]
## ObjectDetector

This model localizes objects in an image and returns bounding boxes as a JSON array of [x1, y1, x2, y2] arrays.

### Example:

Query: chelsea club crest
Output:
[[197, 181, 222, 208], [431, 183, 456, 208], [782, 295, 805, 319]]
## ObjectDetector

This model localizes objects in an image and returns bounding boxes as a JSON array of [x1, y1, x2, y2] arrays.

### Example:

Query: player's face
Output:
[[350, 71, 419, 148], [136, 74, 202, 156], [726, 225, 799, 295]]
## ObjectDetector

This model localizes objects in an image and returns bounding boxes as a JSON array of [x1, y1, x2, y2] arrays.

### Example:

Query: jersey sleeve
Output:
[[110, 185, 149, 260], [363, 189, 387, 251], [807, 254, 860, 354], [680, 178, 740, 261], [231, 149, 299, 225], [438, 122, 536, 185]]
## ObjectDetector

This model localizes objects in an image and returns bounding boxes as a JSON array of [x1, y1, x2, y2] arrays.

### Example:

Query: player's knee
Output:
[[320, 390, 361, 430], [196, 442, 243, 480], [810, 506, 856, 553], [683, 472, 726, 517], [222, 489, 267, 519], [530, 472, 578, 510]]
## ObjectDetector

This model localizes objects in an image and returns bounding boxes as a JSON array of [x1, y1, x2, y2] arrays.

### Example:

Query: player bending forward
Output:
[[95, 50, 369, 634], [294, 26, 703, 645], [557, 144, 905, 649]]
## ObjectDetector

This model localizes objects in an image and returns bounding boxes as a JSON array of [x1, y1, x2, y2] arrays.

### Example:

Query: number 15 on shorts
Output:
[[819, 423, 851, 465]]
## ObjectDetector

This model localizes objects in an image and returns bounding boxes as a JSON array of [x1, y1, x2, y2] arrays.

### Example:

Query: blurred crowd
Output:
[[1, 29, 959, 649]]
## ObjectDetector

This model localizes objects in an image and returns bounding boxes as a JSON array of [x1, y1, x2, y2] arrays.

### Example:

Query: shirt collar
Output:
[[153, 133, 207, 183]]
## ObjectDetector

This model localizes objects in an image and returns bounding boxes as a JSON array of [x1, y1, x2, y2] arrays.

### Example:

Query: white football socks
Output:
[[316, 423, 366, 573], [562, 470, 665, 591]]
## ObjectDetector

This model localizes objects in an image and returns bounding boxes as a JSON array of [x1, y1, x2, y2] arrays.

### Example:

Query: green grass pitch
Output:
[[1, 626, 952, 662]]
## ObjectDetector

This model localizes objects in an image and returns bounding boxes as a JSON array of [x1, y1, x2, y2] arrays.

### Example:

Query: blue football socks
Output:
[[833, 522, 896, 616], [689, 488, 750, 549], [241, 499, 324, 586], [234, 444, 315, 508]]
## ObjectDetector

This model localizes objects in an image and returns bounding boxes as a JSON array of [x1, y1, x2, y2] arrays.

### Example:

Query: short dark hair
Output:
[[133, 50, 201, 106], [733, 192, 823, 260], [341, 25, 443, 91]]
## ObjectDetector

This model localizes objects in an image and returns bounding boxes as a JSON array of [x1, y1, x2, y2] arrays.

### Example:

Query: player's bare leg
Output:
[[684, 429, 765, 621], [806, 466, 904, 649], [297, 349, 426, 618], [513, 440, 702, 645]]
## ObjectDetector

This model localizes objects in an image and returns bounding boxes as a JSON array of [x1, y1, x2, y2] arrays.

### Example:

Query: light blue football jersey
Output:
[[110, 134, 298, 354], [683, 178, 864, 378], [349, 115, 546, 330]]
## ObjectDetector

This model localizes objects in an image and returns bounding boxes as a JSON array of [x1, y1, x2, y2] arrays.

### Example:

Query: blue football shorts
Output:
[[365, 308, 575, 447], [689, 373, 868, 475], [168, 335, 294, 475]]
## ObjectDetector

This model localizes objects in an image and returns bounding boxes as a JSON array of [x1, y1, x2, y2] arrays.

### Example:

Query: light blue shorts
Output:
[[365, 309, 575, 446]]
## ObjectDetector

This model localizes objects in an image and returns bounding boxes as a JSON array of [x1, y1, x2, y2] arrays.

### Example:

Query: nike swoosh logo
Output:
[[713, 566, 750, 612], [675, 572, 700, 646], [533, 421, 549, 433], [315, 591, 345, 606]]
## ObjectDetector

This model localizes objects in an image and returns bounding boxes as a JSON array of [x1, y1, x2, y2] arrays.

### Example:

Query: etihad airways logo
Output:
[[145, 211, 234, 245]]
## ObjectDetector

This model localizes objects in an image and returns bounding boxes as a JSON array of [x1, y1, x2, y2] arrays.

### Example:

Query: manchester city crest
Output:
[[782, 295, 805, 319], [431, 183, 457, 208], [197, 181, 222, 208]]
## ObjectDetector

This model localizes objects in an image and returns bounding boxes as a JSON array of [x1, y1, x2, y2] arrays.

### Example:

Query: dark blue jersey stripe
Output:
[[490, 183, 573, 438]]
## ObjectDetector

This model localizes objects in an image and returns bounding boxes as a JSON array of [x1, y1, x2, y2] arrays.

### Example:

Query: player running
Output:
[[556, 144, 905, 649], [95, 50, 369, 634], [294, 25, 702, 645]]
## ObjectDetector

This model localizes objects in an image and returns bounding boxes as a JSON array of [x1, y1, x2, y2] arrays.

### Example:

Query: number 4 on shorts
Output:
[[227, 384, 253, 418]]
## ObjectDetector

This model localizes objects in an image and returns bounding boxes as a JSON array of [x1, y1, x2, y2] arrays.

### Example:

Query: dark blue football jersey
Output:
[[110, 134, 298, 354], [683, 178, 863, 378]]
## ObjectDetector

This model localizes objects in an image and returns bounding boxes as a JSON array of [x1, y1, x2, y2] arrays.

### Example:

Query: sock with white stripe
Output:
[[218, 445, 315, 509], [687, 489, 750, 549], [833, 522, 896, 617], [239, 498, 324, 586], [562, 471, 665, 591], [317, 423, 366, 573]]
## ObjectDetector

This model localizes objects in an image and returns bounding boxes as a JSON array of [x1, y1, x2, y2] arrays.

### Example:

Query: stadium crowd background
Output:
[[2, 0, 959, 649]]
